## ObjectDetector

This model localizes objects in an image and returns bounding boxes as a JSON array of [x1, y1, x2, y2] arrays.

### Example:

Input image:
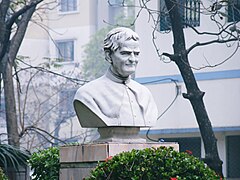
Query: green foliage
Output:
[[86, 147, 221, 180], [82, 27, 110, 80], [41, 57, 64, 69], [0, 144, 30, 171], [0, 167, 8, 180], [28, 146, 59, 180]]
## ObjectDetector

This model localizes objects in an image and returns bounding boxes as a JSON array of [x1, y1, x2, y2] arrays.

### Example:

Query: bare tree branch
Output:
[[6, 0, 43, 29], [15, 58, 89, 85], [20, 125, 67, 145], [187, 37, 239, 54], [185, 22, 236, 36]]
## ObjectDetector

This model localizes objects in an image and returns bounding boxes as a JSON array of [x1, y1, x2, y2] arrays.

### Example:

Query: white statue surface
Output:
[[73, 27, 158, 142]]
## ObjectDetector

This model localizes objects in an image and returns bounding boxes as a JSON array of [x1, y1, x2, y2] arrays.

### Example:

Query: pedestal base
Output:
[[59, 142, 179, 180], [96, 126, 146, 143]]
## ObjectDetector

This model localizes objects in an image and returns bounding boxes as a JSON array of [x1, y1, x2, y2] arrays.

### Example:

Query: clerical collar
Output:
[[106, 68, 131, 84]]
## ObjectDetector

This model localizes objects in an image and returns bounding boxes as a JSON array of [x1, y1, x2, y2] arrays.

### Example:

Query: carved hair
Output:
[[104, 27, 139, 52]]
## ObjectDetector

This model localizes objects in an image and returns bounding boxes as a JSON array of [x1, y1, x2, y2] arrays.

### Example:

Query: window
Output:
[[109, 0, 123, 5], [163, 137, 201, 158], [59, 89, 76, 119], [0, 96, 5, 118], [109, 0, 124, 24], [227, 135, 240, 178], [56, 40, 74, 62], [59, 0, 77, 12], [0, 96, 6, 143], [159, 0, 200, 31], [228, 0, 240, 22], [108, 0, 134, 25]]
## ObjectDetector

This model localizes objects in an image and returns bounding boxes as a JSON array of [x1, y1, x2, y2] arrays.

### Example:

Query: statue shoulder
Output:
[[74, 75, 109, 99], [79, 76, 107, 91], [129, 79, 152, 94]]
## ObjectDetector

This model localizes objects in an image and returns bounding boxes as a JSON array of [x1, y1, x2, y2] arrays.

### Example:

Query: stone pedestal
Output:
[[96, 127, 146, 143], [59, 142, 179, 180]]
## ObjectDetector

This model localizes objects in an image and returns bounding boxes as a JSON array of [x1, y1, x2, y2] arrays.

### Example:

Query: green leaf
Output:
[[85, 147, 222, 180]]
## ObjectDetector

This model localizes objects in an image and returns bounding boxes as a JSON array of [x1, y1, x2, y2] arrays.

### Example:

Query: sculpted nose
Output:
[[129, 52, 138, 63]]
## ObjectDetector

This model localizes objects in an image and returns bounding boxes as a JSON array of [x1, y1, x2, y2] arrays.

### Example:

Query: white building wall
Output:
[[16, 0, 99, 149], [144, 77, 240, 129], [135, 0, 240, 178], [216, 133, 227, 176], [135, 0, 240, 78], [48, 25, 95, 64], [134, 0, 240, 128], [18, 39, 49, 66]]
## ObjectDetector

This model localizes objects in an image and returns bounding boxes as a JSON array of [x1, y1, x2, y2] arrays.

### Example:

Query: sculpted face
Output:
[[109, 39, 140, 78]]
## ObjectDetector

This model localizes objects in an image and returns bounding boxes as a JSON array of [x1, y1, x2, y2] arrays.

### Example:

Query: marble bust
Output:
[[73, 27, 158, 142]]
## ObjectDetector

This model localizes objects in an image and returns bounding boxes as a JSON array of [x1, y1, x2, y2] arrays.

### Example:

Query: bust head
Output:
[[104, 27, 140, 78]]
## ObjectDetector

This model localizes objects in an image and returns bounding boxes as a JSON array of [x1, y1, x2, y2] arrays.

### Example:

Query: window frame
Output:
[[159, 0, 200, 32], [58, 0, 78, 14], [163, 137, 202, 158], [0, 96, 5, 118], [226, 135, 240, 178], [108, 0, 134, 25], [228, 0, 240, 22], [58, 89, 77, 119], [56, 40, 75, 62]]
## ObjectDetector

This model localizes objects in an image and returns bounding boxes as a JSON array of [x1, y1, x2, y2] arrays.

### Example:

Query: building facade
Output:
[[134, 1, 240, 179], [15, 0, 240, 179]]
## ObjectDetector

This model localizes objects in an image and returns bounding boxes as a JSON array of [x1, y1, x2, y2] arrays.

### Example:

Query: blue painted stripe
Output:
[[136, 69, 240, 84], [140, 126, 240, 135]]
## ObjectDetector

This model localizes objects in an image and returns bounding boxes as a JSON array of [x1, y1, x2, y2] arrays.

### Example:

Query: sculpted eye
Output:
[[120, 51, 131, 55], [134, 52, 140, 56]]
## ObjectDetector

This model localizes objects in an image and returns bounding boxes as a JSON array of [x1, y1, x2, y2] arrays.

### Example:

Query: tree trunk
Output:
[[0, 3, 39, 147], [164, 0, 223, 176], [2, 55, 19, 146]]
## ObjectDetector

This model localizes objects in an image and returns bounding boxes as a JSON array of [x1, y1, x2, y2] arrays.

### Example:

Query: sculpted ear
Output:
[[105, 50, 112, 64]]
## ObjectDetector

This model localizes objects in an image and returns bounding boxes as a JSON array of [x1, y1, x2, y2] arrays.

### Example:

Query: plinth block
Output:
[[60, 142, 179, 180]]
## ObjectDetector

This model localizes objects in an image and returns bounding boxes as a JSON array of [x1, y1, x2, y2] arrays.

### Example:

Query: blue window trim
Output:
[[136, 69, 240, 85], [140, 126, 240, 135]]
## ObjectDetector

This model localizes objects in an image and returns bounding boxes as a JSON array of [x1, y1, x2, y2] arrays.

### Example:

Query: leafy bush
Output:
[[0, 144, 30, 171], [28, 146, 59, 180], [86, 146, 221, 180], [0, 167, 8, 180]]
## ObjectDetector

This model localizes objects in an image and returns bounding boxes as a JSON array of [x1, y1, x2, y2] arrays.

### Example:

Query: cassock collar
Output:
[[105, 68, 131, 84]]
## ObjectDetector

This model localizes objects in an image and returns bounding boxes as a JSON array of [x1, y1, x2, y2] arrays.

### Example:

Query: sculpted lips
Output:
[[125, 62, 138, 66], [126, 64, 136, 66]]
